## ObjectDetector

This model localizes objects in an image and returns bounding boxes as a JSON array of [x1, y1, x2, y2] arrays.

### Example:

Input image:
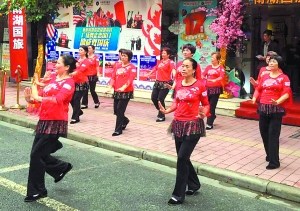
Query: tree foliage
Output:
[[0, 0, 92, 22]]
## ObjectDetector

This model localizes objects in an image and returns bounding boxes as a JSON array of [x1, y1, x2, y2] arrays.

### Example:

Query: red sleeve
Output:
[[195, 64, 202, 79], [109, 65, 117, 87], [281, 74, 293, 106], [169, 60, 176, 71], [199, 84, 210, 117], [202, 66, 209, 78], [126, 64, 137, 86]]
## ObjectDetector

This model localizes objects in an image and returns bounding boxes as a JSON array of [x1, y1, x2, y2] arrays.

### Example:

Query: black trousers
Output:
[[82, 76, 99, 106], [71, 90, 84, 120], [114, 98, 130, 133], [207, 93, 220, 126], [172, 134, 201, 202], [151, 88, 169, 118], [259, 114, 282, 167], [27, 135, 69, 196]]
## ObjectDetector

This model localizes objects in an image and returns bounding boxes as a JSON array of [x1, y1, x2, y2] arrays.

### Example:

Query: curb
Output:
[[0, 112, 300, 204]]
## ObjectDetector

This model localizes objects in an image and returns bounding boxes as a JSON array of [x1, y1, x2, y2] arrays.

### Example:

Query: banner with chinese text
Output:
[[8, 9, 29, 80], [46, 0, 162, 90]]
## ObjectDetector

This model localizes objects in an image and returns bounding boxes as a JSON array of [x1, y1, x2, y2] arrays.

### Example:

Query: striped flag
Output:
[[73, 7, 86, 25], [46, 24, 55, 39]]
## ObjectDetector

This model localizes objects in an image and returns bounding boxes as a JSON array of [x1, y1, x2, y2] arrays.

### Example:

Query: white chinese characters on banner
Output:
[[12, 9, 24, 50]]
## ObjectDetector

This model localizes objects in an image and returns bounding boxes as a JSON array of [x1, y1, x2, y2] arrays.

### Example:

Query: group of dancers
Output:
[[22, 43, 291, 205]]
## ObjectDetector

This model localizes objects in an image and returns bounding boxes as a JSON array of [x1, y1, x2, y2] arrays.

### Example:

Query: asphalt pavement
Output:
[[0, 121, 300, 211]]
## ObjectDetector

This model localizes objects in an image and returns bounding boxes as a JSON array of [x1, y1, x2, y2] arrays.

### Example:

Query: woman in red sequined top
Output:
[[159, 58, 210, 205], [108, 49, 136, 136], [148, 47, 176, 122], [23, 54, 76, 202], [252, 55, 292, 170], [69, 45, 90, 124], [250, 51, 278, 88], [81, 45, 100, 109], [202, 52, 225, 130]]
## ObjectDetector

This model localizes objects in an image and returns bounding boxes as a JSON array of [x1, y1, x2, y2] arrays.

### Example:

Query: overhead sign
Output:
[[254, 0, 300, 4]]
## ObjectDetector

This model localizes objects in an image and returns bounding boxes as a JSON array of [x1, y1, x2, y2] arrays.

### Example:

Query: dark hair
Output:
[[122, 49, 133, 61], [182, 43, 196, 54], [263, 30, 273, 36], [183, 58, 197, 70], [88, 45, 95, 50], [61, 54, 77, 73], [79, 45, 88, 57], [161, 47, 172, 55], [118, 48, 126, 53], [211, 52, 221, 61], [269, 55, 285, 69]]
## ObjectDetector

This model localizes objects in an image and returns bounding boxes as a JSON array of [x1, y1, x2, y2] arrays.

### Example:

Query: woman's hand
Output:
[[249, 77, 258, 86], [158, 101, 167, 114], [24, 87, 32, 102], [271, 98, 278, 105], [117, 86, 125, 92], [31, 83, 40, 101], [197, 106, 206, 119], [164, 83, 173, 90]]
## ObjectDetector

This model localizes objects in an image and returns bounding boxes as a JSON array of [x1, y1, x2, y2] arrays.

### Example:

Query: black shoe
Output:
[[79, 110, 83, 116], [206, 125, 213, 130], [70, 119, 80, 124], [156, 117, 165, 122], [112, 131, 122, 136], [54, 163, 73, 183], [51, 141, 63, 154], [122, 119, 130, 130], [24, 192, 47, 202], [95, 103, 100, 108], [168, 197, 182, 205], [186, 188, 199, 196], [81, 105, 88, 109], [266, 163, 280, 170]]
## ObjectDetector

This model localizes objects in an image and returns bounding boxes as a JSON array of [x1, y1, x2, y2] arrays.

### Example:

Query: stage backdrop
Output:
[[46, 0, 162, 90]]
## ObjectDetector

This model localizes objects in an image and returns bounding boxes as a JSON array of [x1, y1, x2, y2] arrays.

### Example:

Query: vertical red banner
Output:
[[8, 8, 29, 80]]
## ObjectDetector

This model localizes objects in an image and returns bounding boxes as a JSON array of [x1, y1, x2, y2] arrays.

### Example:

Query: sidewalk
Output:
[[1, 83, 300, 203]]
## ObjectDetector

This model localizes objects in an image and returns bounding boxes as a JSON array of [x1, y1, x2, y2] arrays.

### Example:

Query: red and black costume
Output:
[[70, 58, 89, 122], [169, 79, 210, 202], [253, 73, 292, 168], [82, 55, 100, 107], [202, 65, 225, 127], [150, 59, 175, 120], [110, 62, 136, 134], [27, 75, 75, 199]]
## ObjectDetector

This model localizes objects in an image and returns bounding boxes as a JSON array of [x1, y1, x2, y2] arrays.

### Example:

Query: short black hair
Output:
[[61, 54, 77, 73], [79, 45, 88, 57], [161, 47, 172, 55], [88, 45, 95, 50], [269, 55, 285, 70], [182, 43, 196, 54], [118, 48, 126, 53], [122, 49, 133, 61], [263, 30, 273, 36]]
